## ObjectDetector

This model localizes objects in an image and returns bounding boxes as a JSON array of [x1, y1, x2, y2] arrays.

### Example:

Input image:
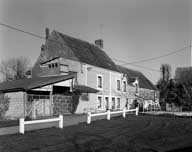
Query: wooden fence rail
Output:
[[87, 107, 139, 124], [19, 115, 63, 134]]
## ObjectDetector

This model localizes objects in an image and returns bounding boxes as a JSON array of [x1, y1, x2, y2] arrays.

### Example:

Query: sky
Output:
[[0, 0, 191, 84]]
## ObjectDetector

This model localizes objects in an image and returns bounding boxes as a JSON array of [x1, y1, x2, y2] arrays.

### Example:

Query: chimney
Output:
[[45, 27, 49, 40], [95, 39, 103, 49]]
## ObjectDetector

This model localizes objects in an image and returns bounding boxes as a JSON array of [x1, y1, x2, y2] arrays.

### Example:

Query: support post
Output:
[[107, 110, 110, 120], [123, 108, 126, 118], [87, 112, 91, 124], [19, 118, 25, 134], [59, 115, 63, 128], [136, 107, 139, 116]]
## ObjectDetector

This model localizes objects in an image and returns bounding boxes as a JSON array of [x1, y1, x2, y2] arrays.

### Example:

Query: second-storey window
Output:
[[97, 75, 103, 89], [117, 79, 121, 91]]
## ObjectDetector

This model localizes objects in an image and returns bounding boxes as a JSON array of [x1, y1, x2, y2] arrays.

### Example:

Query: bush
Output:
[[0, 94, 10, 118]]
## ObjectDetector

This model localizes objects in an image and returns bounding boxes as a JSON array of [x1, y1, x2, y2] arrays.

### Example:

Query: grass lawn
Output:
[[0, 115, 192, 152]]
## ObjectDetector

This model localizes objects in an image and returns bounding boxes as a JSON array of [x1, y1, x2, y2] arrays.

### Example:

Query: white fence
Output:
[[87, 107, 139, 124], [19, 115, 63, 134]]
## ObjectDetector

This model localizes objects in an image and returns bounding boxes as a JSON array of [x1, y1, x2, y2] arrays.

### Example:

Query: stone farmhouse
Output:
[[0, 28, 159, 119]]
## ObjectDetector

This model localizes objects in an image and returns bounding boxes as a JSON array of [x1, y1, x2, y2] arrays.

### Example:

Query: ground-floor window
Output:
[[97, 95, 103, 109], [112, 97, 115, 110], [105, 96, 109, 110], [117, 98, 120, 109]]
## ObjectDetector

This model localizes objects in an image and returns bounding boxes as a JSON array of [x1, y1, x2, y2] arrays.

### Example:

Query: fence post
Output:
[[123, 108, 126, 118], [59, 115, 63, 128], [87, 112, 91, 124], [107, 110, 110, 120], [136, 107, 139, 116], [19, 118, 25, 134]]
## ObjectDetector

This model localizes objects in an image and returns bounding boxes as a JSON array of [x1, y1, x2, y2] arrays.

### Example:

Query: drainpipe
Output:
[[23, 92, 27, 118], [109, 71, 112, 109], [50, 85, 53, 116], [85, 64, 87, 85]]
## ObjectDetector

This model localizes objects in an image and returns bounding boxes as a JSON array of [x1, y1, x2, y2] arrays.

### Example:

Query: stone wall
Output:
[[139, 88, 155, 100], [4, 92, 24, 119], [53, 95, 72, 115]]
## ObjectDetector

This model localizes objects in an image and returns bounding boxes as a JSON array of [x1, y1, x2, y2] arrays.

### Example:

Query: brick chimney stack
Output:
[[95, 39, 103, 49]]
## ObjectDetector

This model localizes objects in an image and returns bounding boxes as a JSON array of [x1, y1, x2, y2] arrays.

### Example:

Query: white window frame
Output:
[[97, 95, 103, 109], [104, 96, 109, 110], [111, 97, 116, 110], [116, 79, 121, 92], [97, 74, 103, 90], [122, 80, 127, 92], [117, 97, 121, 109]]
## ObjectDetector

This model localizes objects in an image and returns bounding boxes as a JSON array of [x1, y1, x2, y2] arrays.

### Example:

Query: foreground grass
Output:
[[0, 115, 192, 152]]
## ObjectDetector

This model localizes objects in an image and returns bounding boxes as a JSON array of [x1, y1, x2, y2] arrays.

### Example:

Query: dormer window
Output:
[[122, 80, 126, 92], [48, 62, 59, 69], [135, 83, 139, 93]]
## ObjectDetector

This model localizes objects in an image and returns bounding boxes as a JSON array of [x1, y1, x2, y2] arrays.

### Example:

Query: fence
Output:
[[19, 115, 63, 134], [87, 107, 139, 124]]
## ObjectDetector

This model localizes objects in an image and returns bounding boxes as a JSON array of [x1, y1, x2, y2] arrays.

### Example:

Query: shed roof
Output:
[[74, 85, 99, 93], [0, 74, 74, 93]]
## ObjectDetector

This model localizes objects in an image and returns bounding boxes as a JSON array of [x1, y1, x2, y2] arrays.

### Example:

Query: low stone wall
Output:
[[4, 92, 24, 119], [53, 95, 72, 115]]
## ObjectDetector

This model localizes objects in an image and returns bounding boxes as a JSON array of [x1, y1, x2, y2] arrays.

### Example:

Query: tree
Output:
[[156, 64, 172, 110], [160, 64, 171, 82], [0, 57, 30, 81], [174, 67, 192, 110]]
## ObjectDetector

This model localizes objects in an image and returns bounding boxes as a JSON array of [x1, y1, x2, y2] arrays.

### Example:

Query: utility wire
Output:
[[119, 45, 190, 65], [112, 58, 161, 72], [0, 22, 45, 40], [0, 22, 187, 73]]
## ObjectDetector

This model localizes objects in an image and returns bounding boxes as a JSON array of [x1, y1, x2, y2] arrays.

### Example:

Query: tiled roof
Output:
[[33, 30, 156, 91], [117, 65, 156, 90], [34, 30, 118, 72], [0, 75, 74, 93]]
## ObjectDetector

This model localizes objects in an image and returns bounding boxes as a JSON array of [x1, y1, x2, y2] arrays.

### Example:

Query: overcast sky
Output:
[[0, 0, 191, 83]]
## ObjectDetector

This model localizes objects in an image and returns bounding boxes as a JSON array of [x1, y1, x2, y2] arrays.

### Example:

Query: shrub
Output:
[[0, 94, 10, 118]]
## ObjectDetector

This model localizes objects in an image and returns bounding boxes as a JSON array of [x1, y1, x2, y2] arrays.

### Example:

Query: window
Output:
[[122, 81, 126, 92], [135, 83, 139, 93], [112, 97, 115, 110], [117, 79, 121, 91], [105, 97, 109, 110], [97, 75, 103, 89], [97, 96, 103, 109], [125, 98, 129, 109], [117, 98, 120, 109], [48, 63, 59, 69]]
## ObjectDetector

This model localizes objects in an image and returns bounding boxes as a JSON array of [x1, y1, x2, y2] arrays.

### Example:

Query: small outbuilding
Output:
[[0, 75, 77, 119]]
